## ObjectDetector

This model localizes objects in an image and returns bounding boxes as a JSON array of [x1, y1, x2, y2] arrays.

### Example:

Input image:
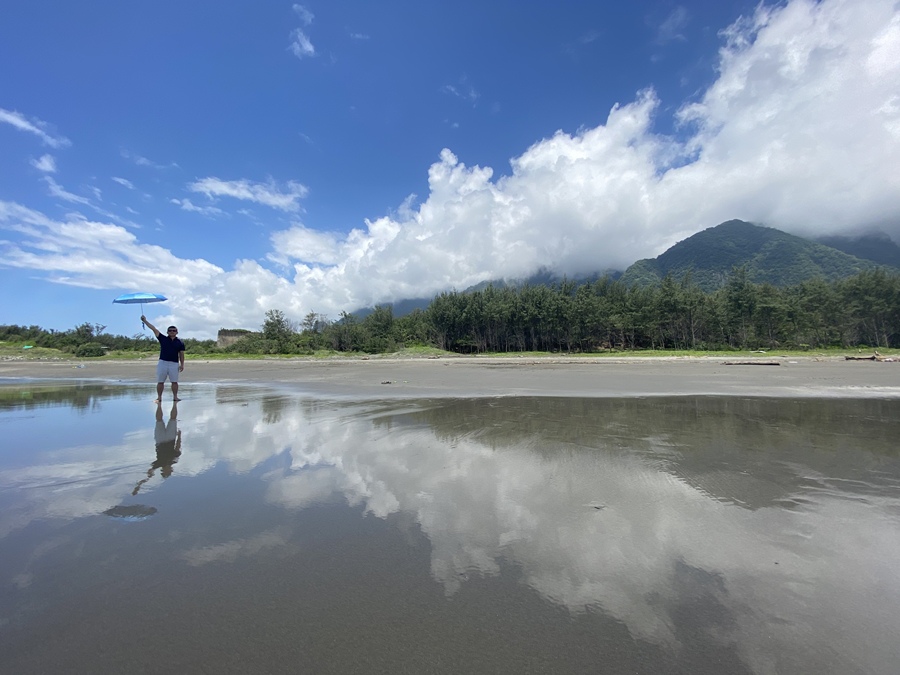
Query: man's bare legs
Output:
[[155, 381, 179, 402]]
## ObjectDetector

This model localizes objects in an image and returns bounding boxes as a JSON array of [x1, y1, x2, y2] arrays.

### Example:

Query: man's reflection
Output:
[[133, 401, 182, 495]]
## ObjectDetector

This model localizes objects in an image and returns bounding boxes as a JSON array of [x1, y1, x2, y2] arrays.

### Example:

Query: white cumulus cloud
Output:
[[270, 225, 341, 266]]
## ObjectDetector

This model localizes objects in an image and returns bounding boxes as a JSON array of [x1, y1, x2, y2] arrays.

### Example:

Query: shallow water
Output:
[[1, 382, 899, 674]]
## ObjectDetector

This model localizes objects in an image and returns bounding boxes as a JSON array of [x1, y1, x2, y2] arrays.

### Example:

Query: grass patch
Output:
[[0, 343, 67, 359]]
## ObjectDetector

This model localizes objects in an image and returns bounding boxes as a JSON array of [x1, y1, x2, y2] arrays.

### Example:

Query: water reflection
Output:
[[103, 503, 158, 520], [132, 401, 181, 495], [1, 385, 898, 674], [0, 381, 144, 411]]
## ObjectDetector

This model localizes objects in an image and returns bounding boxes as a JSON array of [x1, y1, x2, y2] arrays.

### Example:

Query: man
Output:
[[141, 315, 185, 402]]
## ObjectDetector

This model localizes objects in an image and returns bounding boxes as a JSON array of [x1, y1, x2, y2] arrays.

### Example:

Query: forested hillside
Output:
[[620, 220, 890, 291]]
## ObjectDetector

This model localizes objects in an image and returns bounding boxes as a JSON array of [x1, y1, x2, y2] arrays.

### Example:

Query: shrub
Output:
[[75, 343, 106, 357]]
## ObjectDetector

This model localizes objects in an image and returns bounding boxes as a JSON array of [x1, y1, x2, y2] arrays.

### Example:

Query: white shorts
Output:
[[156, 360, 180, 383]]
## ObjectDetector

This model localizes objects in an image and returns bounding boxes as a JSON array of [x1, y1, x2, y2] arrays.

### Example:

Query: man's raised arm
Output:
[[141, 315, 161, 337]]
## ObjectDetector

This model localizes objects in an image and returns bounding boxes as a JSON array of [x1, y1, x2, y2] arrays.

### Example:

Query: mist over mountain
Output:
[[816, 231, 900, 269], [354, 269, 621, 319], [364, 220, 899, 317]]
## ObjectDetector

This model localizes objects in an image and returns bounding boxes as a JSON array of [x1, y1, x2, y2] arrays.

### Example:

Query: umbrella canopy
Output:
[[113, 292, 167, 305], [113, 292, 168, 329]]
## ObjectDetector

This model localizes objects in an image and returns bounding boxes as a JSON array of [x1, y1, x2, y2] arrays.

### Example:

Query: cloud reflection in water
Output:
[[2, 387, 899, 674]]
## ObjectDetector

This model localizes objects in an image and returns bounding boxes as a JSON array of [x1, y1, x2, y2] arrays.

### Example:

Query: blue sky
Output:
[[2, 0, 899, 339]]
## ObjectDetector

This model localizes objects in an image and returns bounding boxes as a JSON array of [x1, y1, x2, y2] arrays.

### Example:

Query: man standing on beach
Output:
[[141, 315, 185, 402]]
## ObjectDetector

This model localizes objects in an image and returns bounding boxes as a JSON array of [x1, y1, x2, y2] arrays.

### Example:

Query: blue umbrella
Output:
[[113, 292, 167, 328]]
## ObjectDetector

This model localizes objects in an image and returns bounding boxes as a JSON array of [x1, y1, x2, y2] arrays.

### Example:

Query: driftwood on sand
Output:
[[845, 351, 895, 362]]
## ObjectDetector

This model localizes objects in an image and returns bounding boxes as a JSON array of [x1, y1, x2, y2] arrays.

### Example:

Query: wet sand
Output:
[[1, 355, 898, 398], [2, 363, 899, 673]]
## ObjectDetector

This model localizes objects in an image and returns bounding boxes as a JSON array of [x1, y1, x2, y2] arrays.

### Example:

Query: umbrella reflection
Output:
[[103, 504, 158, 521]]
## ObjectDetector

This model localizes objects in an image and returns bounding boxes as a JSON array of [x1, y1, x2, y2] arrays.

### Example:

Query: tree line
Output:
[[0, 322, 218, 356], [423, 267, 899, 352], [2, 267, 898, 356]]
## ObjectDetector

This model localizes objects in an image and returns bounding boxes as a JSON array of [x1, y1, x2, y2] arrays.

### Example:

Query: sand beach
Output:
[[1, 354, 898, 399]]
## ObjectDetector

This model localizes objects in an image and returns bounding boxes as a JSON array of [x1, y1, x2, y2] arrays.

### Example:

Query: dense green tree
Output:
[[840, 269, 900, 348], [722, 266, 757, 347], [262, 309, 295, 341], [325, 311, 363, 352], [257, 309, 297, 353], [393, 308, 433, 346], [361, 304, 395, 353]]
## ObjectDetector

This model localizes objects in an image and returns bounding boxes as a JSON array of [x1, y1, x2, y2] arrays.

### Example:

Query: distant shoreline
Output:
[[2, 355, 899, 399]]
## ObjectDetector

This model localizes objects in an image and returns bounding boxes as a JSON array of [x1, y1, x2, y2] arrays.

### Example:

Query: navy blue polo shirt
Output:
[[157, 334, 185, 363]]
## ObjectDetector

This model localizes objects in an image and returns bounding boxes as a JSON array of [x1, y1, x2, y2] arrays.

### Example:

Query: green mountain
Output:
[[620, 219, 889, 291]]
